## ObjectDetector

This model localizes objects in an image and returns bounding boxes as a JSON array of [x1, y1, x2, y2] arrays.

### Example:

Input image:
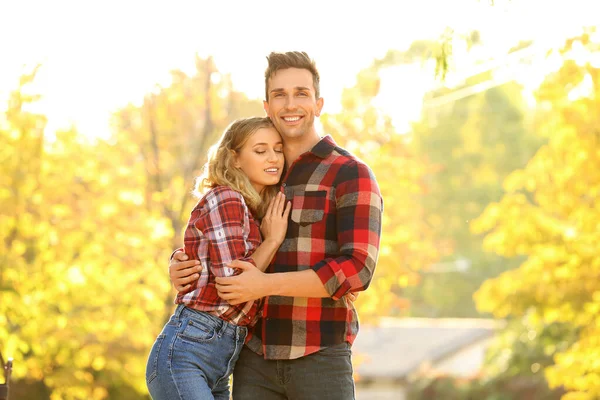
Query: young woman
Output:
[[146, 117, 291, 400]]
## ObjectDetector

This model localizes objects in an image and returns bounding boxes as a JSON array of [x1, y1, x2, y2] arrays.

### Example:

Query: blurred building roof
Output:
[[353, 317, 502, 382]]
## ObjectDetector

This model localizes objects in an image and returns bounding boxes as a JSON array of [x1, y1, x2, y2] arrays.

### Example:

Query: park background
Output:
[[1, 0, 599, 398]]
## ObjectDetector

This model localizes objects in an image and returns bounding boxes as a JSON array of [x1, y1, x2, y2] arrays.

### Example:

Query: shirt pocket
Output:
[[290, 190, 327, 226]]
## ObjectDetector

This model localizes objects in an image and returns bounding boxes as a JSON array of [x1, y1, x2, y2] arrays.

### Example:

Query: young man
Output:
[[169, 51, 383, 399]]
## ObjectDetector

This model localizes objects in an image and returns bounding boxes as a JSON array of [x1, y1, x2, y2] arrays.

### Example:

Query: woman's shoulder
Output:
[[204, 185, 246, 205]]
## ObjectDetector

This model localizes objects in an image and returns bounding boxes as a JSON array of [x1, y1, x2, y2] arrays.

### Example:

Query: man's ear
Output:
[[316, 97, 324, 117], [263, 100, 270, 116]]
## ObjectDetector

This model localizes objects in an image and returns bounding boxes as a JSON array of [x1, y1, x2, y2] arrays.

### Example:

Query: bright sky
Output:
[[0, 0, 597, 138]]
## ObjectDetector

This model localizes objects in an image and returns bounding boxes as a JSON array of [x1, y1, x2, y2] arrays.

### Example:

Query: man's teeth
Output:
[[283, 117, 300, 122]]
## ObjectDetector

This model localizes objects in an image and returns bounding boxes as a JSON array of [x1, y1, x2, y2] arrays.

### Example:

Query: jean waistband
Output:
[[174, 304, 247, 338]]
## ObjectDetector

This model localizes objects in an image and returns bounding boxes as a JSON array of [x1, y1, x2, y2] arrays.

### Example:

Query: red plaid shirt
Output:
[[246, 135, 383, 359], [176, 186, 262, 326]]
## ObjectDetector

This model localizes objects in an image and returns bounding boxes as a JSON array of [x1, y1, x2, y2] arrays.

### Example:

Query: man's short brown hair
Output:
[[264, 51, 320, 101]]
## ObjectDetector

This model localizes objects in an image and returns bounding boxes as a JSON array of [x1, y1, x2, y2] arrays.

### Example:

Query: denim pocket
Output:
[[146, 333, 166, 384], [317, 342, 352, 357], [179, 319, 217, 343]]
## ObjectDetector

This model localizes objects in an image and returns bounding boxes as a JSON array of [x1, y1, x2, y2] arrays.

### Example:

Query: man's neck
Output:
[[284, 133, 321, 169]]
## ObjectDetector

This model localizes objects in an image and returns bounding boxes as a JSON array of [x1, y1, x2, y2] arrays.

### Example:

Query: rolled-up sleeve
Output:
[[313, 161, 383, 300]]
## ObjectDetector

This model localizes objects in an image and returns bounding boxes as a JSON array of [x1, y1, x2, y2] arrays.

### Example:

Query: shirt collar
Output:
[[309, 135, 336, 159]]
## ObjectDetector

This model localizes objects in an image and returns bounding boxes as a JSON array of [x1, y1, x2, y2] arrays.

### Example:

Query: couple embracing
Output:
[[146, 51, 383, 400]]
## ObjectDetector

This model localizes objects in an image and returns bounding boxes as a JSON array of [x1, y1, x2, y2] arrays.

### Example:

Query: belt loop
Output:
[[238, 326, 247, 343], [217, 318, 228, 338]]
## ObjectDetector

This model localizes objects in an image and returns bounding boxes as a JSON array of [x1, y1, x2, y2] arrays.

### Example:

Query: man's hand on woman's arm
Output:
[[169, 249, 358, 303], [169, 251, 202, 292], [215, 260, 360, 304]]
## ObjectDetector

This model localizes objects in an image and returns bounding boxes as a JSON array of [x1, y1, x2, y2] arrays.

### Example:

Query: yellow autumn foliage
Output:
[[473, 31, 600, 398]]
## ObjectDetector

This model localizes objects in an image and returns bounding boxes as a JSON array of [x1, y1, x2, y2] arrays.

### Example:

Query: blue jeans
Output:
[[232, 342, 355, 400], [146, 305, 248, 400]]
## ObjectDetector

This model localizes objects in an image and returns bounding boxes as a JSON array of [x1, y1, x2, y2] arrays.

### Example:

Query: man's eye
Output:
[[297, 92, 307, 97], [274, 93, 284, 98]]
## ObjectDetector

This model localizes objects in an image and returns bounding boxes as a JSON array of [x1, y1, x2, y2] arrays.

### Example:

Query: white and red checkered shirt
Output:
[[176, 186, 262, 327]]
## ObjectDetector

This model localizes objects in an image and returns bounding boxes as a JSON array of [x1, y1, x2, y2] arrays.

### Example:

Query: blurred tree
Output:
[[0, 56, 264, 399], [112, 55, 263, 252], [0, 68, 171, 398], [369, 35, 543, 317], [405, 81, 543, 317], [483, 313, 579, 383], [321, 66, 443, 320], [472, 30, 600, 398], [112, 54, 264, 339]]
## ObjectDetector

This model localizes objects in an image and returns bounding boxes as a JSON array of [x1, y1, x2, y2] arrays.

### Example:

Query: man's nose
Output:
[[284, 97, 297, 110]]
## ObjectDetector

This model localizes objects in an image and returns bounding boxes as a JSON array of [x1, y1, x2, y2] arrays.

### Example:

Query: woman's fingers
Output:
[[275, 192, 285, 216], [345, 292, 359, 302], [265, 196, 275, 217], [265, 192, 289, 221], [283, 199, 291, 219], [272, 192, 288, 218]]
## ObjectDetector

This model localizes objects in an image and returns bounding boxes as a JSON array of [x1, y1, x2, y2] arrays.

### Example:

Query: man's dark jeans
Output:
[[232, 342, 355, 400]]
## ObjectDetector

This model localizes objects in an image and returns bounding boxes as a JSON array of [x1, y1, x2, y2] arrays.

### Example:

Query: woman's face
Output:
[[234, 127, 284, 193]]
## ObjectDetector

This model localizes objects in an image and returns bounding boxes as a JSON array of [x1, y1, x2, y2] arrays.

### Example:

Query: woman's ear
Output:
[[231, 149, 241, 168]]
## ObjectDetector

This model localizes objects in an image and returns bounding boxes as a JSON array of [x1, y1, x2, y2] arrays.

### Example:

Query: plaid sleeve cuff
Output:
[[313, 259, 352, 300]]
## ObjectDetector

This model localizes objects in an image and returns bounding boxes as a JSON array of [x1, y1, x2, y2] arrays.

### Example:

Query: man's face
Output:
[[263, 68, 324, 141]]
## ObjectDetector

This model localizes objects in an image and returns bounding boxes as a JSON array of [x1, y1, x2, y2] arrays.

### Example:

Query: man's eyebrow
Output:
[[270, 86, 312, 93]]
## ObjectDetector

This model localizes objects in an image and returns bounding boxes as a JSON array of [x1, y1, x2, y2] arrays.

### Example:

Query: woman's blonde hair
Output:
[[194, 117, 281, 219]]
